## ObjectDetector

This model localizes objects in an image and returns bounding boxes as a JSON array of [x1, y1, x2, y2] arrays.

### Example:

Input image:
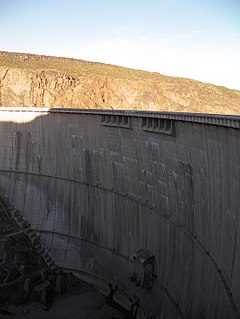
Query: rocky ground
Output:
[[1, 279, 125, 319], [0, 51, 240, 114]]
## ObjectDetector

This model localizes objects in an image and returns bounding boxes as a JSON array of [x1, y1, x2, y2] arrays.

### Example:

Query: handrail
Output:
[[0, 107, 239, 128]]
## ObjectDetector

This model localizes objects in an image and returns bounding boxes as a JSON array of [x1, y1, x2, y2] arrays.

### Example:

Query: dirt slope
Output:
[[0, 51, 239, 114]]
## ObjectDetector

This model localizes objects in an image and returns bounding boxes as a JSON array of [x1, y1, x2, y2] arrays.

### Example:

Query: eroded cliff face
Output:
[[0, 52, 240, 114], [0, 66, 195, 111]]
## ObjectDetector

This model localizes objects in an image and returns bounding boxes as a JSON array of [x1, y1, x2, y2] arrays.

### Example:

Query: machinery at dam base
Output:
[[0, 108, 240, 319]]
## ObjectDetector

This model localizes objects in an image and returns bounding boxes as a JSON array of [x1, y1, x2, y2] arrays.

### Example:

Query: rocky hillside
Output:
[[0, 51, 239, 114]]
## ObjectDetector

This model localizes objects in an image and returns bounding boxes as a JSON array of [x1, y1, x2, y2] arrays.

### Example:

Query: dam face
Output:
[[0, 108, 240, 318]]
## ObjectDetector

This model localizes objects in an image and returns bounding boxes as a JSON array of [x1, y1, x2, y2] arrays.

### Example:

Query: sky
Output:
[[0, 0, 240, 90]]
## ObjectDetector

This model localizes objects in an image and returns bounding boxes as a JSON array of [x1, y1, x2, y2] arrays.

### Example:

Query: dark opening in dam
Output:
[[0, 107, 240, 319]]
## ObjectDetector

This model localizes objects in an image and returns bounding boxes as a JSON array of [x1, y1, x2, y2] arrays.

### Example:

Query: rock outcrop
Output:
[[0, 51, 240, 114]]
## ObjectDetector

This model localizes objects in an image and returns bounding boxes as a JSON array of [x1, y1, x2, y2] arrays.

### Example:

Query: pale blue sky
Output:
[[1, 0, 240, 90]]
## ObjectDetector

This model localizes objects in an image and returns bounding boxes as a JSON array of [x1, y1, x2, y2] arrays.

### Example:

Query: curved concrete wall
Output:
[[0, 108, 240, 318]]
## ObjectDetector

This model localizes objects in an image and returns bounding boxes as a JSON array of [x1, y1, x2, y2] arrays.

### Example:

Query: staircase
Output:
[[2, 197, 59, 273]]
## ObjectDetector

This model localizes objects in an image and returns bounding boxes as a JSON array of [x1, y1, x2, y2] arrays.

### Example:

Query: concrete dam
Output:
[[0, 107, 240, 318]]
